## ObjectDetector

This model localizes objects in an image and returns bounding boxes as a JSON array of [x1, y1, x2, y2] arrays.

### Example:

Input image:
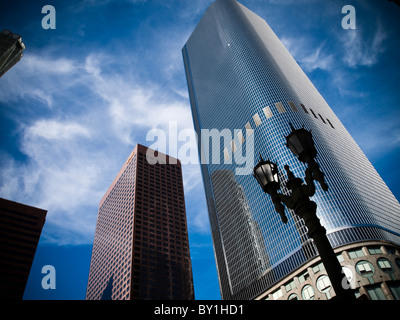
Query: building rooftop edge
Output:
[[99, 144, 181, 208], [0, 197, 47, 217]]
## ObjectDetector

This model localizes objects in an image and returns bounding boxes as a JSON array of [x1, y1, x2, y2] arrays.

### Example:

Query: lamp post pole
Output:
[[279, 165, 354, 300], [253, 123, 356, 300]]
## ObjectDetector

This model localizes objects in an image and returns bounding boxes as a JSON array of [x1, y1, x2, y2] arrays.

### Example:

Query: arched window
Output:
[[301, 285, 314, 300]]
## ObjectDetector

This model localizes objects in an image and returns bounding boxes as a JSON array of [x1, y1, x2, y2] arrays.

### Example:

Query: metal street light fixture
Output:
[[285, 123, 317, 161], [253, 123, 355, 300], [285, 122, 328, 191], [253, 156, 279, 194], [253, 156, 287, 223]]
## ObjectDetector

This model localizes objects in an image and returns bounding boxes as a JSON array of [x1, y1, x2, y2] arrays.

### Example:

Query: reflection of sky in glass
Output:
[[183, 0, 400, 299]]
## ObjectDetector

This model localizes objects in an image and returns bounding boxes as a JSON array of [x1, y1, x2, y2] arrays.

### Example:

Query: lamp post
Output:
[[285, 123, 328, 192], [253, 123, 355, 300]]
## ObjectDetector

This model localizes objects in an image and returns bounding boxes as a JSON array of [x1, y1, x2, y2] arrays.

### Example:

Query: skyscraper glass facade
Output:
[[183, 0, 400, 299]]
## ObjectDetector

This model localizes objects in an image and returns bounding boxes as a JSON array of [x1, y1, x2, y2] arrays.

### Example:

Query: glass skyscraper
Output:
[[183, 0, 400, 300]]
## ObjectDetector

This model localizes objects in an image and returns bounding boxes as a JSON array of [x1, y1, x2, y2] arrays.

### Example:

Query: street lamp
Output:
[[253, 156, 279, 194], [253, 123, 355, 300], [285, 122, 328, 191], [253, 156, 287, 223]]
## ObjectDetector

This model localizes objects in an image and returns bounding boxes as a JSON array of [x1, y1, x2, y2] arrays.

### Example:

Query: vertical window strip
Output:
[[224, 148, 230, 161], [288, 101, 298, 111], [245, 122, 254, 137], [309, 108, 318, 119], [263, 106, 273, 119], [275, 102, 286, 114], [300, 103, 309, 114], [253, 113, 262, 126], [245, 121, 252, 132], [231, 140, 237, 153], [237, 130, 245, 144], [240, 103, 336, 151]]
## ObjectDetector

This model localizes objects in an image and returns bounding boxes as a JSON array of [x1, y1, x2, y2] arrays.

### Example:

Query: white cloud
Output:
[[0, 48, 204, 245], [27, 89, 54, 109], [22, 55, 76, 75], [281, 37, 334, 72], [349, 113, 400, 159], [340, 22, 387, 68], [299, 44, 334, 72], [0, 139, 108, 245], [27, 120, 91, 140], [84, 53, 193, 145], [0, 53, 81, 109], [189, 208, 210, 234], [8, 117, 108, 240]]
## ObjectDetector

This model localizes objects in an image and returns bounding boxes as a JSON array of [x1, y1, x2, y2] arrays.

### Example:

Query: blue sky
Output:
[[0, 0, 399, 300]]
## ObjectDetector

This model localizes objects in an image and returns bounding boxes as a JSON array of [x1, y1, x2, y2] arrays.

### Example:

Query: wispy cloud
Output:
[[340, 21, 387, 68], [3, 0, 394, 248], [281, 37, 334, 72], [189, 208, 210, 234], [349, 109, 400, 160], [83, 53, 193, 145], [0, 47, 202, 245], [23, 55, 76, 75], [0, 53, 81, 109], [27, 120, 91, 140]]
